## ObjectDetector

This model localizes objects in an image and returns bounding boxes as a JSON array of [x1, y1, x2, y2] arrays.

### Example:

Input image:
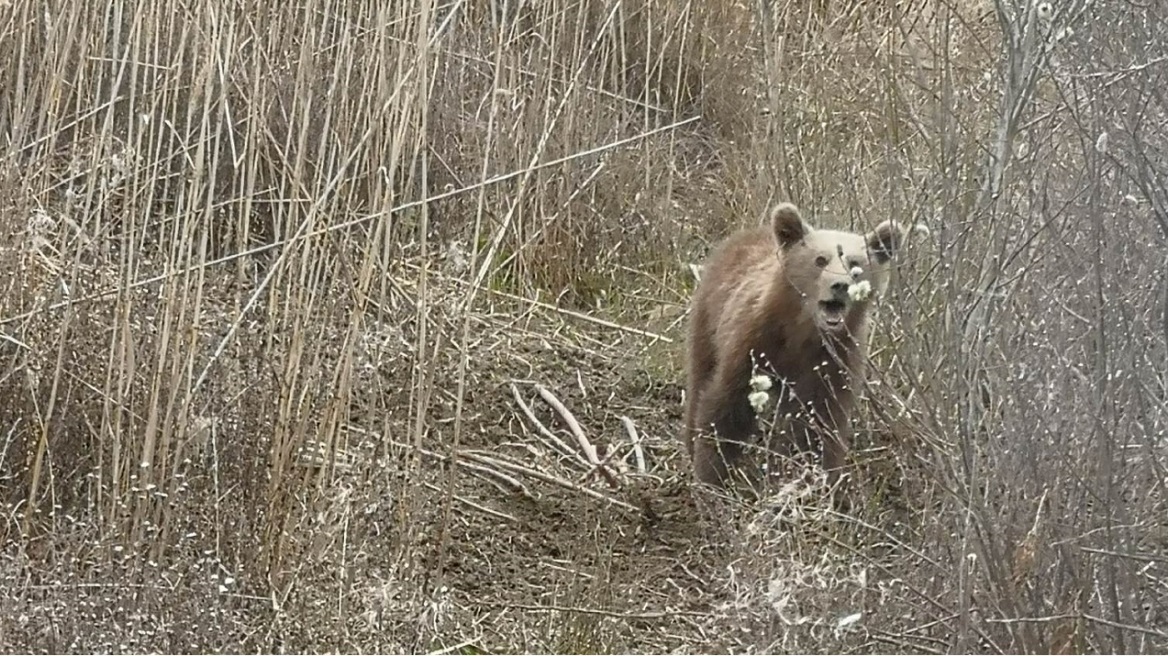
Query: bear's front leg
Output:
[[691, 369, 756, 488], [819, 419, 851, 486], [783, 401, 852, 487], [806, 400, 855, 510]]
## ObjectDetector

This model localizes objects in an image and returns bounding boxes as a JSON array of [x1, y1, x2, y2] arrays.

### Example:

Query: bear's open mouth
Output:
[[818, 299, 847, 328]]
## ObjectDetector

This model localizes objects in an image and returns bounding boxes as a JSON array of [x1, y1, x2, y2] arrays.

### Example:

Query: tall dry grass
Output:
[[0, 0, 1165, 652]]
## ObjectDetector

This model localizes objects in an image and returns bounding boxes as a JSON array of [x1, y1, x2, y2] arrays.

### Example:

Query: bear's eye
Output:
[[815, 255, 829, 268]]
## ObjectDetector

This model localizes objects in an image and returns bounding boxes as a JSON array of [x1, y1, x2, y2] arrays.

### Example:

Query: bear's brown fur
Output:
[[683, 202, 906, 490]]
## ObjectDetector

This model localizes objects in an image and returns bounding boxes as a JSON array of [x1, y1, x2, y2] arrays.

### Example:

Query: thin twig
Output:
[[403, 262, 673, 343], [427, 639, 487, 656], [868, 632, 946, 655], [485, 601, 712, 620], [986, 613, 1168, 639]]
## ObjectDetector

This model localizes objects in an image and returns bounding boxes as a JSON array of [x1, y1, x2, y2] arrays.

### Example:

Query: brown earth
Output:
[[0, 262, 924, 654]]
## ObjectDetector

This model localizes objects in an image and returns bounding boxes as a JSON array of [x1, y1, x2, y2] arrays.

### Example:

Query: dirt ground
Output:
[[270, 266, 913, 654], [344, 287, 740, 653], [0, 264, 924, 654]]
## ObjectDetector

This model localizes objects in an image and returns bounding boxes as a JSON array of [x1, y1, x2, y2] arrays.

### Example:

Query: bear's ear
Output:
[[866, 220, 907, 263], [770, 203, 808, 248]]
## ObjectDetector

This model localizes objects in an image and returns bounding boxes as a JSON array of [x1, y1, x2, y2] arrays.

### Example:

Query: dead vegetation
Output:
[[1, 0, 1166, 653]]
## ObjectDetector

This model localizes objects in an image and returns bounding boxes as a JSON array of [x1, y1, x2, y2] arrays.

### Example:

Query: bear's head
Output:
[[770, 202, 906, 335]]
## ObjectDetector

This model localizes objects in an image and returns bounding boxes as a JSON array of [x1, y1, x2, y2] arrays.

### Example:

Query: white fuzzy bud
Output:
[[749, 391, 770, 414], [848, 280, 872, 302], [1035, 1, 1053, 24]]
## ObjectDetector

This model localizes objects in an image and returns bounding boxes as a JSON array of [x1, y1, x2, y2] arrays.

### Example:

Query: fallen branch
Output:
[[484, 600, 713, 620], [535, 384, 621, 488], [510, 382, 591, 469], [369, 432, 536, 499], [460, 450, 636, 512], [353, 426, 635, 511], [620, 416, 646, 474]]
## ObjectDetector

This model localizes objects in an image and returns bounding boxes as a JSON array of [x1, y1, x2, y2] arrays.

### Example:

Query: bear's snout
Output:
[[827, 277, 856, 305]]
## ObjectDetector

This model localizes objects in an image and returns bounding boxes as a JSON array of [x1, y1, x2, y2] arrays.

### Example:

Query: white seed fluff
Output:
[[1036, 1, 1053, 22], [848, 280, 873, 302], [749, 391, 770, 414]]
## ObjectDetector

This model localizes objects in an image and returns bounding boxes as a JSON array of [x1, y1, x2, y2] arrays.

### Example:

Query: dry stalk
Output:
[[406, 261, 674, 343], [420, 481, 519, 524], [0, 118, 700, 330]]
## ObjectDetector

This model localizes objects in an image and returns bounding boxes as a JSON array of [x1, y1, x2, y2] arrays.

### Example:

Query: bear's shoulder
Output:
[[700, 226, 779, 287]]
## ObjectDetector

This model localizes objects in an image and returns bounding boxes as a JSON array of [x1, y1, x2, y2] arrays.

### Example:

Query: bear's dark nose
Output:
[[830, 281, 850, 297]]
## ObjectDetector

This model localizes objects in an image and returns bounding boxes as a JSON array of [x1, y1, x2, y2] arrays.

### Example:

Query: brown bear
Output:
[[682, 202, 907, 492]]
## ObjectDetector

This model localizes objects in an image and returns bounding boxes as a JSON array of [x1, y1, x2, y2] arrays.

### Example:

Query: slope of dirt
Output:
[[346, 288, 731, 653]]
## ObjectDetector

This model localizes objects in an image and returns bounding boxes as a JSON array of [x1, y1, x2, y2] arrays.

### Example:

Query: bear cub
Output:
[[682, 202, 906, 492]]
